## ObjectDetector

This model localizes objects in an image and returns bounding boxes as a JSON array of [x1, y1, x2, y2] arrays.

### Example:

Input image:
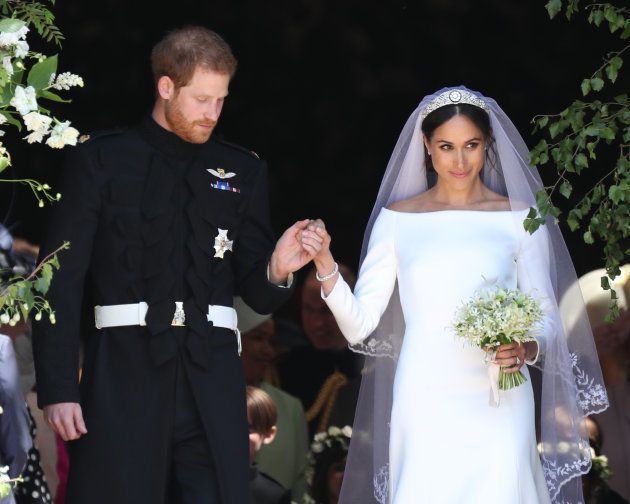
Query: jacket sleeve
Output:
[[234, 161, 294, 314], [322, 210, 398, 345], [32, 145, 102, 407]]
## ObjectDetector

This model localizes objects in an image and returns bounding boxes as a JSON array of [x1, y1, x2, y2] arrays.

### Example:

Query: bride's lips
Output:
[[449, 170, 471, 179]]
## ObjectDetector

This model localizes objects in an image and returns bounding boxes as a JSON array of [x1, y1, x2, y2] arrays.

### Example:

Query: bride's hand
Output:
[[300, 219, 331, 261], [494, 342, 536, 373]]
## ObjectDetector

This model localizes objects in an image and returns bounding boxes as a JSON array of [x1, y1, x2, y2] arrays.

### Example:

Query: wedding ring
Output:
[[515, 356, 521, 365]]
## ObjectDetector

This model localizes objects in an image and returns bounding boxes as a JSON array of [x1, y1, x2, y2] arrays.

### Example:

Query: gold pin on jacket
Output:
[[207, 168, 236, 179]]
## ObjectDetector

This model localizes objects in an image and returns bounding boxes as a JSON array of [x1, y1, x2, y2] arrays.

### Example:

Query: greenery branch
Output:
[[525, 1, 629, 320]]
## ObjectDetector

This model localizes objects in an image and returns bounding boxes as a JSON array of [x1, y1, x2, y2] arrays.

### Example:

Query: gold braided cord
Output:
[[305, 371, 348, 432]]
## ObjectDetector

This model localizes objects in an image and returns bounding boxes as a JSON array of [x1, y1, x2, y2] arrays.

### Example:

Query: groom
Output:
[[32, 26, 317, 504]]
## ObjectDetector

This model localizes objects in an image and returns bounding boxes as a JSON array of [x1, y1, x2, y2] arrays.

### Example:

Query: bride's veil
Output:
[[340, 86, 608, 504]]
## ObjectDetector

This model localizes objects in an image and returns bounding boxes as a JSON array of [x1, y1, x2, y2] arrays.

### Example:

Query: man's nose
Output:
[[205, 101, 221, 122]]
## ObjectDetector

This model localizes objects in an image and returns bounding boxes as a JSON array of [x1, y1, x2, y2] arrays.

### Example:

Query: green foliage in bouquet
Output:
[[453, 287, 544, 391]]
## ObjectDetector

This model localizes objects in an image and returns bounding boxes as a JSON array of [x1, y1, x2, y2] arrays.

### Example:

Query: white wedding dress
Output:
[[324, 208, 552, 504]]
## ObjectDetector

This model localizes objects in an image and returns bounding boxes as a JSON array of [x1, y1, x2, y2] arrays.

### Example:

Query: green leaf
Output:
[[39, 89, 70, 103], [575, 153, 589, 168], [581, 79, 591, 96], [559, 180, 573, 199], [591, 77, 605, 91], [34, 263, 53, 294], [601, 276, 611, 290], [604, 6, 617, 23], [549, 121, 561, 138], [600, 127, 615, 140], [606, 63, 619, 83], [27, 54, 58, 91], [538, 116, 549, 128], [546, 0, 562, 19], [609, 185, 625, 204], [584, 229, 595, 244], [592, 9, 605, 27], [1, 112, 22, 132], [0, 18, 27, 33], [0, 157, 10, 174], [614, 94, 628, 104], [585, 125, 600, 137]]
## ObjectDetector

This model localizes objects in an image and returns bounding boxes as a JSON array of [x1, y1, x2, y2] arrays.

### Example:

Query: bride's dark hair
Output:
[[421, 104, 493, 173]]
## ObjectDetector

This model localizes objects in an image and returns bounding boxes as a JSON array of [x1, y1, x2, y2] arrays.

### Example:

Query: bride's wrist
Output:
[[314, 254, 335, 276]]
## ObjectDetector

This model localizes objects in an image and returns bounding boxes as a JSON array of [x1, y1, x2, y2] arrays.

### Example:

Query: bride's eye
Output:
[[439, 144, 453, 151], [466, 142, 480, 149]]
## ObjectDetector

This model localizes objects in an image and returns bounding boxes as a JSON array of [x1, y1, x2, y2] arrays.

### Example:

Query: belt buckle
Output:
[[171, 301, 186, 327]]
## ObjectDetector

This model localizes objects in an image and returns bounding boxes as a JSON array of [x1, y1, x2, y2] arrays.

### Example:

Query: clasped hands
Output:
[[268, 218, 333, 285]]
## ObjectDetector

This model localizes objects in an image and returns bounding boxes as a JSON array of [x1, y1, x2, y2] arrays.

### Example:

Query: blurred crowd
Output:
[[1, 220, 629, 504]]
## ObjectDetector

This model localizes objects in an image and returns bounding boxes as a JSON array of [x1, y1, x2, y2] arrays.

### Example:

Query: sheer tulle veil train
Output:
[[338, 86, 609, 504]]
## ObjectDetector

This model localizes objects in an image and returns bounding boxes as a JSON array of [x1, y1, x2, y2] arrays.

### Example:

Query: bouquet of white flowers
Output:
[[453, 286, 543, 399]]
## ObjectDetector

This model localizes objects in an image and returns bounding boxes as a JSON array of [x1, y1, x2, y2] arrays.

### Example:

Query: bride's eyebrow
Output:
[[436, 137, 482, 144]]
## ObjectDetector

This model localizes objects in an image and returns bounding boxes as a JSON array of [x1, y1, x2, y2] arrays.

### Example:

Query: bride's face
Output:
[[423, 114, 486, 188]]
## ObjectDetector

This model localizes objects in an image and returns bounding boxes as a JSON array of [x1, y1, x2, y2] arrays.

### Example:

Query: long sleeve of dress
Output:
[[323, 210, 398, 346], [516, 222, 556, 364]]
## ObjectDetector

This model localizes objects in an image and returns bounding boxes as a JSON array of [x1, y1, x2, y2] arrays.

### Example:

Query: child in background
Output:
[[246, 386, 291, 504]]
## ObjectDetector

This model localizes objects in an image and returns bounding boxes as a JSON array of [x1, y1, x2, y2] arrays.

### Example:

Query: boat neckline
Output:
[[382, 207, 528, 216]]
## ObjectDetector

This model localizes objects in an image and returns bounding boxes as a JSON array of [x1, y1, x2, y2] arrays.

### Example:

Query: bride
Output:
[[300, 87, 609, 504]]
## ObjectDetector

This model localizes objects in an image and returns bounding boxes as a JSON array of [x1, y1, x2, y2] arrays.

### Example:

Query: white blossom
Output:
[[0, 313, 9, 324], [0, 26, 29, 47], [0, 113, 6, 125], [24, 129, 47, 144], [311, 442, 324, 454], [10, 85, 38, 116], [328, 426, 341, 437], [2, 56, 13, 76], [50, 72, 84, 90], [23, 111, 52, 133], [342, 425, 353, 437], [13, 40, 28, 59], [46, 121, 79, 149]]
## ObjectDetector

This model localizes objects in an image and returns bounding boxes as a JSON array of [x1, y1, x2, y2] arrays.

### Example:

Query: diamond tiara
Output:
[[420, 89, 489, 121]]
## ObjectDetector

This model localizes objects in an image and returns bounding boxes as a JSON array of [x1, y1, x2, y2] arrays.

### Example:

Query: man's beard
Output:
[[164, 100, 216, 144]]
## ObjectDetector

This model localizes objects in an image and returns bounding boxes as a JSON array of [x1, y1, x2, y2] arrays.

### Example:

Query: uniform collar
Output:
[[138, 115, 205, 159]]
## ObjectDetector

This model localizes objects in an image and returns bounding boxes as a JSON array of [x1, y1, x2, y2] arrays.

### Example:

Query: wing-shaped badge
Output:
[[207, 168, 236, 179]]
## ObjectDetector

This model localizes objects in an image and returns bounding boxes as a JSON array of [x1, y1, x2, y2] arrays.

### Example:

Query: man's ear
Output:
[[157, 76, 175, 100], [262, 425, 277, 445]]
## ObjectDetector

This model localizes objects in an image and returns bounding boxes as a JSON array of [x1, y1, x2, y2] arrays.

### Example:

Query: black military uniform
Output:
[[32, 116, 295, 503]]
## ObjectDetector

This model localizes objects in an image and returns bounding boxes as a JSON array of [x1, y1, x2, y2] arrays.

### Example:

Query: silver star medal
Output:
[[213, 228, 233, 259], [207, 168, 236, 179]]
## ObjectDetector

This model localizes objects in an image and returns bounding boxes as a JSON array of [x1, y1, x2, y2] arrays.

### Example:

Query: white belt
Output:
[[94, 302, 241, 355]]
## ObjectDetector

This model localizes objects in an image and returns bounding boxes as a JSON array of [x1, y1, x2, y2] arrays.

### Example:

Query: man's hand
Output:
[[43, 402, 87, 441], [269, 219, 324, 284]]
